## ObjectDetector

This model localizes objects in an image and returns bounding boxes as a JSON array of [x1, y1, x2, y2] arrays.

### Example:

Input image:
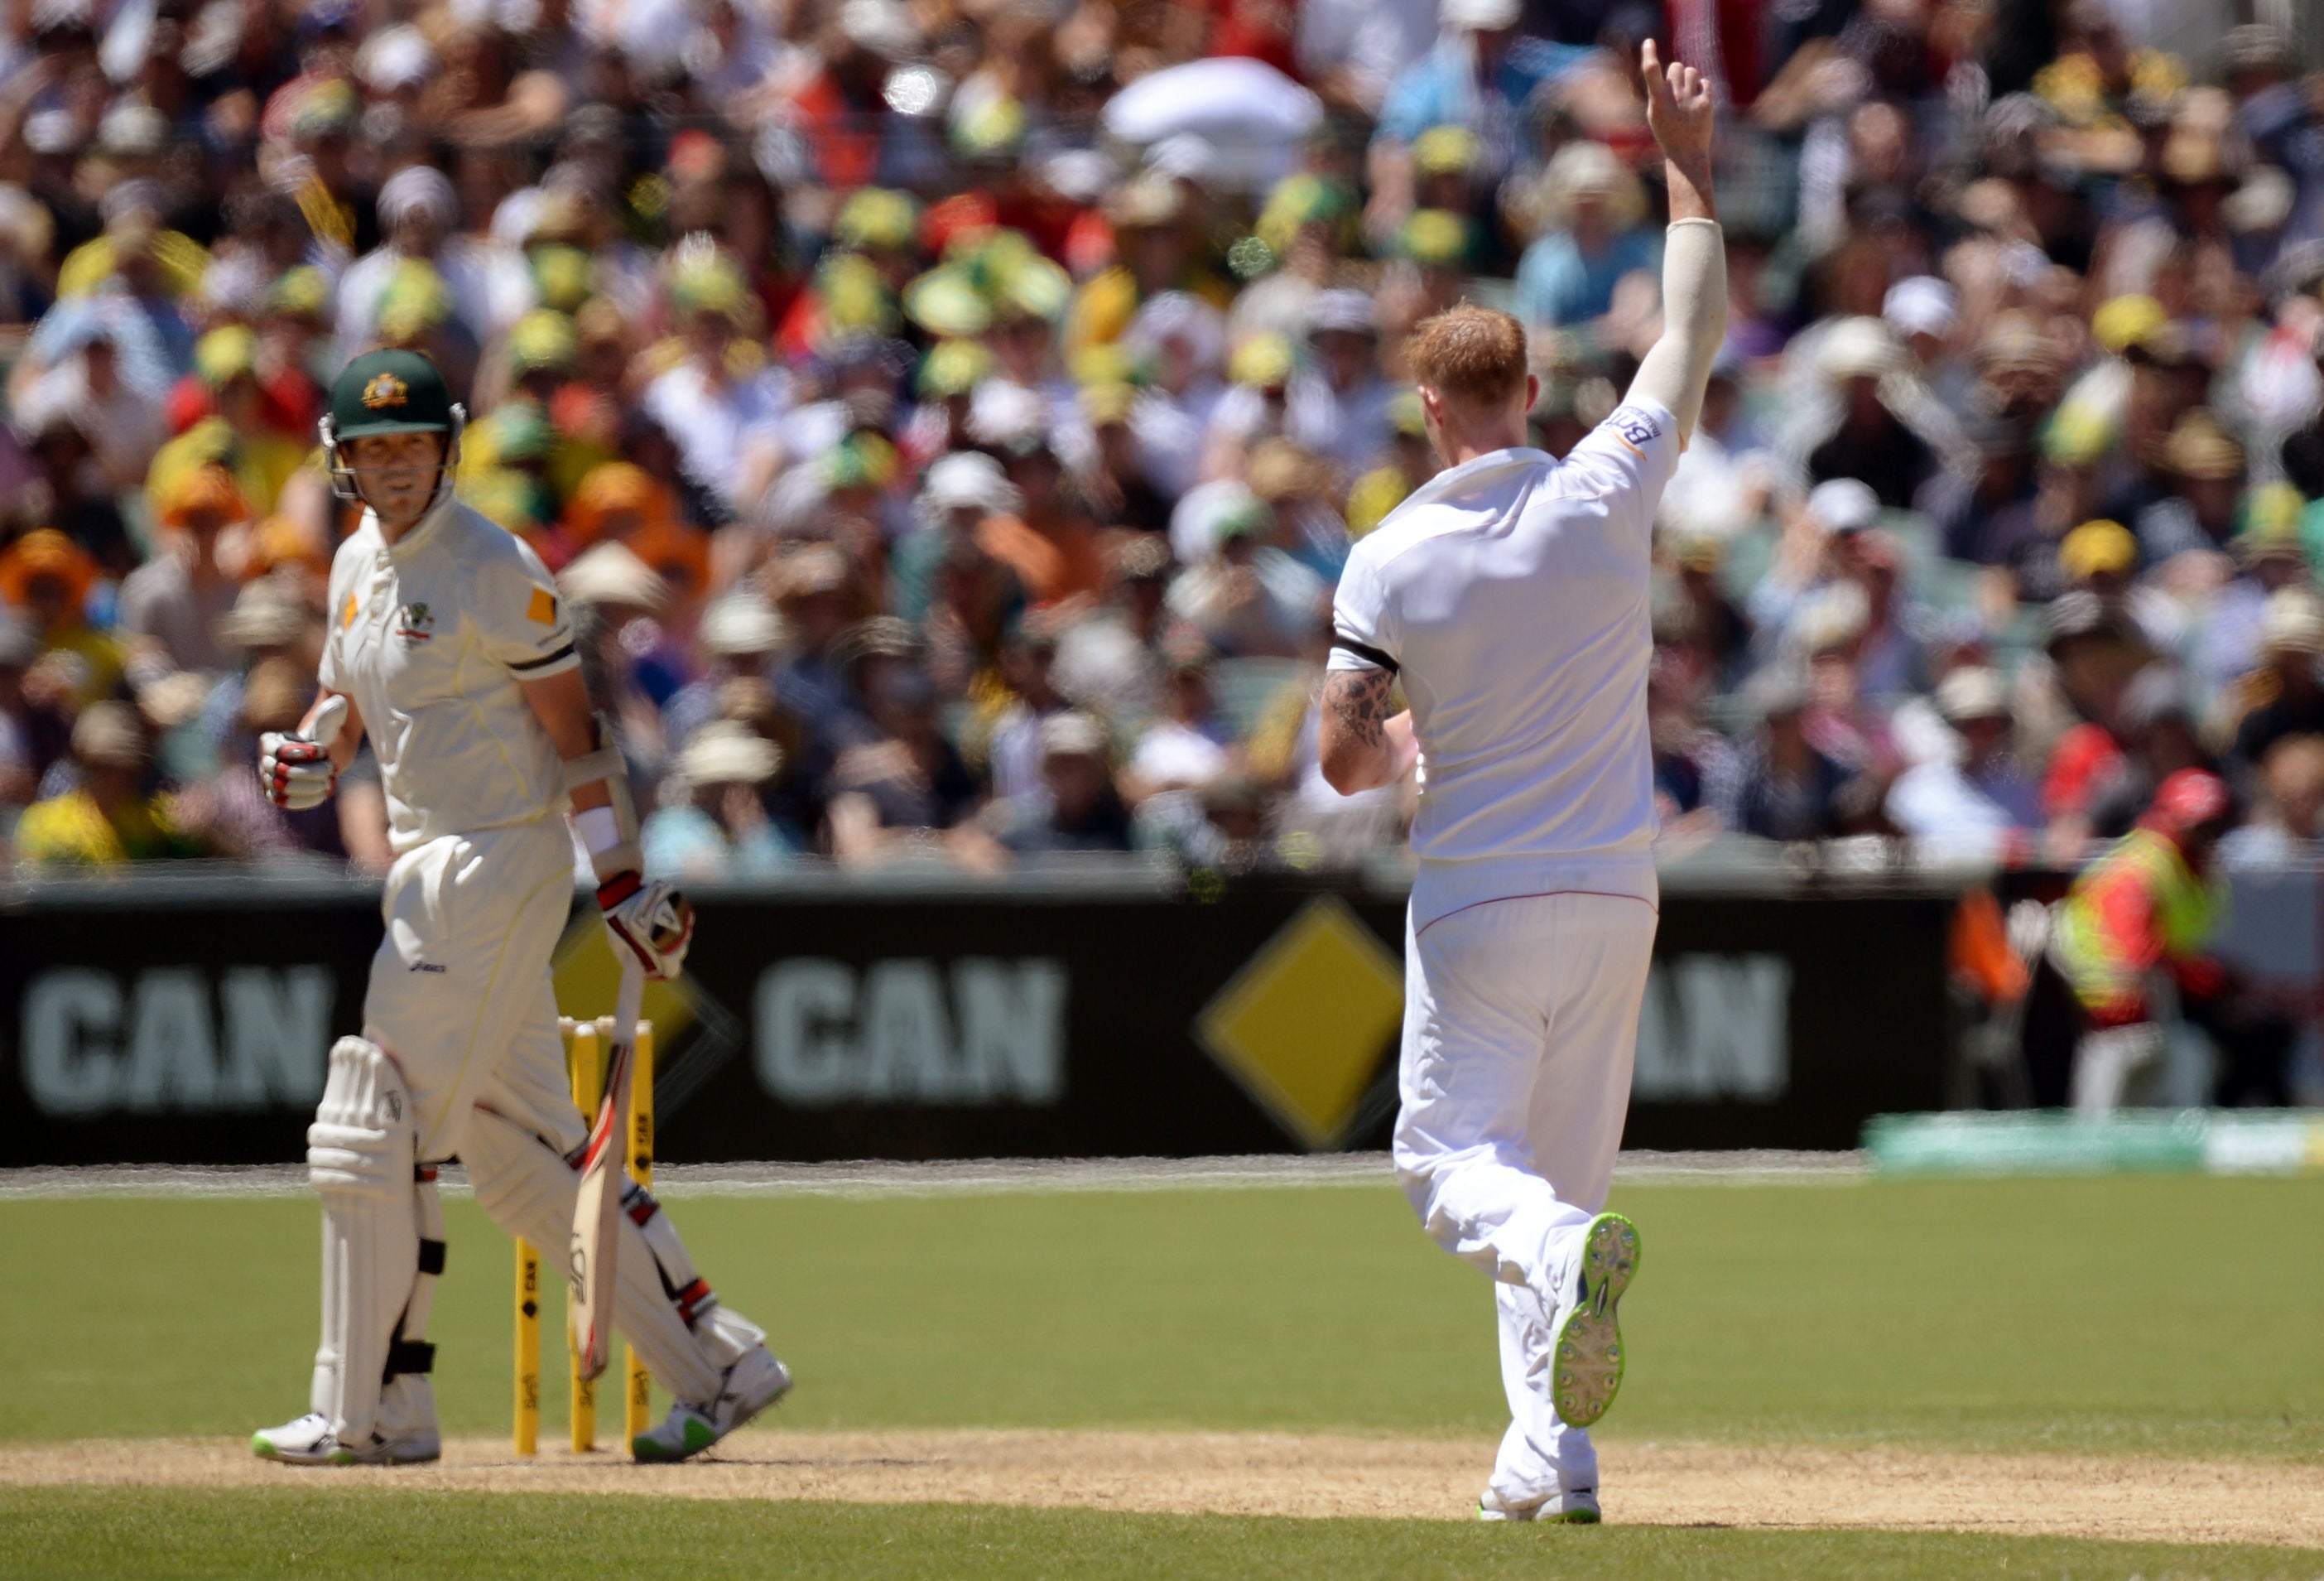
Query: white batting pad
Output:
[[376, 1167, 446, 1443], [306, 1037, 421, 1446]]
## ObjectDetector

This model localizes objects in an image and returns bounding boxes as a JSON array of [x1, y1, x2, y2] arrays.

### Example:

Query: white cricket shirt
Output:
[[1327, 398, 1681, 931], [319, 490, 581, 854]]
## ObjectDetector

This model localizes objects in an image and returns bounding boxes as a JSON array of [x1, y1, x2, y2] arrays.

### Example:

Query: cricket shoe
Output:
[[1547, 1212, 1642, 1429], [631, 1345, 792, 1463], [251, 1412, 440, 1466], [1479, 1487, 1601, 1524]]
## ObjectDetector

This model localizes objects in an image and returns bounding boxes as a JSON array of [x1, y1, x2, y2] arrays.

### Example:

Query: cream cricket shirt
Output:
[[1328, 398, 1682, 932], [319, 490, 580, 854]]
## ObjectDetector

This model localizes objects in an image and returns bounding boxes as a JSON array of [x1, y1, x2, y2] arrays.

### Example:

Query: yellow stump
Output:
[[519, 1014, 657, 1457], [565, 1019, 600, 1453], [622, 1017, 656, 1445], [513, 1239, 540, 1457]]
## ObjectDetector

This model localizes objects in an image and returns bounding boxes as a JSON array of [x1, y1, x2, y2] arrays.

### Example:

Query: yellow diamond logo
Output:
[[553, 913, 699, 1049], [1196, 896, 1404, 1150]]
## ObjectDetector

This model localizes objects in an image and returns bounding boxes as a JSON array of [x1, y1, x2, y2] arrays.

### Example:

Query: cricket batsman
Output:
[[1317, 44, 1724, 1523], [250, 348, 791, 1465]]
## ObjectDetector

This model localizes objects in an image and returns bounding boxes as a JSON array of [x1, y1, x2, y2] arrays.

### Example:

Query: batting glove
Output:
[[598, 871, 695, 980], [258, 730, 339, 811]]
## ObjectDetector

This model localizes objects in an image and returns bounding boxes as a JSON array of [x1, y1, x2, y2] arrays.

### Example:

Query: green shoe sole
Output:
[[1551, 1212, 1641, 1429], [632, 1415, 719, 1463]]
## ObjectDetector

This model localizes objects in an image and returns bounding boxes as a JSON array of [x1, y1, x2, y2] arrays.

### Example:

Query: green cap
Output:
[[329, 349, 456, 441]]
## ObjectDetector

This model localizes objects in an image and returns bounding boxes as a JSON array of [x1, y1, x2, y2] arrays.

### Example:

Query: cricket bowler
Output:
[[1317, 43, 1725, 1523], [250, 348, 791, 1465]]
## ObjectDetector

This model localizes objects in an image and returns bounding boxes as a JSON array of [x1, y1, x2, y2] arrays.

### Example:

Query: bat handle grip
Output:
[[308, 693, 349, 750]]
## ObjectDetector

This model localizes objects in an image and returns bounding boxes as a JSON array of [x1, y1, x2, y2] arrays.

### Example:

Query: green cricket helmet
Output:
[[320, 348, 466, 504]]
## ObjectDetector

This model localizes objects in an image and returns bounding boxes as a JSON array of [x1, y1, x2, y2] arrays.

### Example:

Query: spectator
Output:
[[0, 0, 2320, 899], [643, 721, 796, 880], [1167, 484, 1327, 658], [1512, 141, 1658, 335], [0, 615, 46, 829], [1127, 646, 1234, 798], [1787, 317, 1951, 510], [828, 660, 993, 867], [2223, 589, 2324, 777], [1888, 667, 2042, 859], [13, 701, 199, 865], [0, 530, 122, 707], [118, 465, 248, 677], [2138, 408, 2243, 564], [2221, 734, 2324, 868], [996, 710, 1133, 855], [1726, 668, 1853, 843]]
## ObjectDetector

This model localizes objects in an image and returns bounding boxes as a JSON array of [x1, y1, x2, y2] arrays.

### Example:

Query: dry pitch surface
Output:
[[10, 1431, 2323, 1549], [11, 1167, 2324, 1571]]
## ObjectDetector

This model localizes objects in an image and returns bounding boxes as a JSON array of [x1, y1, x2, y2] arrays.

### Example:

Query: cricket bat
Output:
[[570, 954, 644, 1382]]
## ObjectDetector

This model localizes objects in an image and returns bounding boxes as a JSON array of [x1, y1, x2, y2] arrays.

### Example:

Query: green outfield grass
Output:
[[6, 1487, 2321, 1581], [5, 1174, 2321, 1458]]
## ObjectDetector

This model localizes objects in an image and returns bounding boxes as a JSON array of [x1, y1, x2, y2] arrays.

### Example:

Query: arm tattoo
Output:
[[1323, 665, 1395, 753]]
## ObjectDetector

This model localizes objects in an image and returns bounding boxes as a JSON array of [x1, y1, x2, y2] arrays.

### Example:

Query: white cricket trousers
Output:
[[363, 816, 587, 1160], [1391, 890, 1658, 1510]]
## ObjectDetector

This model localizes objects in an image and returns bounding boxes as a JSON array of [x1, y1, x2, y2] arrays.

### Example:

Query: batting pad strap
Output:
[[417, 1239, 446, 1276], [383, 1339, 436, 1378]]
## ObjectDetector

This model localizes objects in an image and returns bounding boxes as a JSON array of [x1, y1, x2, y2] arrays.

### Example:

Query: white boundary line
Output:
[[0, 1150, 1865, 1201]]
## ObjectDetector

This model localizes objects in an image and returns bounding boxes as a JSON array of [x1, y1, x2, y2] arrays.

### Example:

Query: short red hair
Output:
[[1406, 304, 1528, 408]]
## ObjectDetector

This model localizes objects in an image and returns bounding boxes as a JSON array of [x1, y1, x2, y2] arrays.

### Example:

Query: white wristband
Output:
[[575, 805, 622, 856]]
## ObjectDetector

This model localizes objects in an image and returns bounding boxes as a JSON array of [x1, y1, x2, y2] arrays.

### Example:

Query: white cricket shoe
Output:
[[251, 1411, 441, 1466], [1546, 1211, 1642, 1430], [630, 1345, 792, 1463], [1479, 1487, 1601, 1524]]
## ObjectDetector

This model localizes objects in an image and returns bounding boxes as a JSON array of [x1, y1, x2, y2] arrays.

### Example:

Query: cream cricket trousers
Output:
[[1391, 891, 1658, 1510], [362, 816, 586, 1162]]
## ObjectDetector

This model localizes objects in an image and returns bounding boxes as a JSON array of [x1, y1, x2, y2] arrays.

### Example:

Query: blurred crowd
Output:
[[8, 0, 2324, 878]]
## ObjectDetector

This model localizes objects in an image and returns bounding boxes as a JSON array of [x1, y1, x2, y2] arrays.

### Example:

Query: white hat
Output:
[[921, 450, 1022, 515], [1935, 665, 2009, 724], [1124, 292, 1226, 378], [559, 541, 669, 612], [2264, 586, 2324, 654], [698, 594, 787, 657], [1440, 0, 1519, 29], [1882, 276, 1957, 340], [357, 25, 439, 92], [1306, 289, 1376, 337], [966, 380, 1048, 452], [1145, 133, 1222, 188], [676, 722, 782, 786], [1805, 477, 1881, 536], [1817, 316, 1903, 381], [98, 101, 167, 157], [839, 0, 921, 60], [1037, 710, 1109, 759], [378, 164, 458, 228]]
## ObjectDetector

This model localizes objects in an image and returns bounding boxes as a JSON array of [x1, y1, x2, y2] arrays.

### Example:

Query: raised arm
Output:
[[1626, 39, 1727, 446]]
